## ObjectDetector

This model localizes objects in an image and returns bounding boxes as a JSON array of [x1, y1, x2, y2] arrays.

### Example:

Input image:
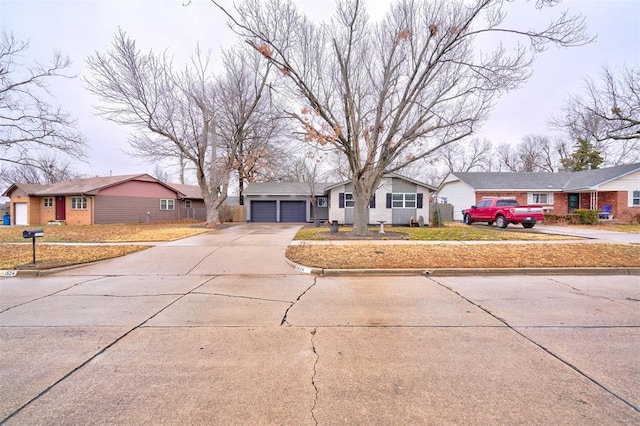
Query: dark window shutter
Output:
[[417, 193, 424, 209], [339, 192, 345, 208], [369, 194, 376, 208], [386, 193, 392, 209]]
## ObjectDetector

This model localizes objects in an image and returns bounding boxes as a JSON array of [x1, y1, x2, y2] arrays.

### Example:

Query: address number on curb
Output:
[[295, 265, 312, 274], [1, 270, 18, 277]]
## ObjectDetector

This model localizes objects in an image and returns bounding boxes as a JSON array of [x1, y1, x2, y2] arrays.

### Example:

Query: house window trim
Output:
[[160, 198, 176, 211], [392, 193, 417, 209], [71, 196, 88, 210], [185, 200, 192, 209], [528, 192, 553, 205], [317, 197, 328, 208], [160, 199, 175, 211], [43, 197, 54, 207], [630, 190, 640, 207], [344, 193, 354, 208]]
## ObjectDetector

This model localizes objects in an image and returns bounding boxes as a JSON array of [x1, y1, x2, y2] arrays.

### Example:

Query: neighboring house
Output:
[[2, 174, 206, 225], [438, 163, 640, 222], [244, 174, 436, 225]]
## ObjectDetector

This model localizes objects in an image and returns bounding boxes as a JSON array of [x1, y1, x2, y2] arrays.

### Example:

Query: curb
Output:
[[285, 258, 640, 277]]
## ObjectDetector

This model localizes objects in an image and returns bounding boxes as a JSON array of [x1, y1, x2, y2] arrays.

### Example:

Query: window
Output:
[[476, 200, 492, 207], [344, 193, 354, 208], [317, 197, 328, 208], [185, 200, 192, 209], [160, 199, 175, 210], [392, 193, 416, 208], [496, 199, 518, 207], [44, 198, 53, 207], [632, 190, 640, 206], [71, 196, 87, 210], [529, 193, 553, 204]]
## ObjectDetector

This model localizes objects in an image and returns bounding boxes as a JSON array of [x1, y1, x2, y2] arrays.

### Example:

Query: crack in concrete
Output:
[[191, 291, 290, 304], [428, 276, 640, 414], [0, 278, 214, 424], [281, 277, 318, 326], [0, 276, 104, 314], [310, 327, 319, 426]]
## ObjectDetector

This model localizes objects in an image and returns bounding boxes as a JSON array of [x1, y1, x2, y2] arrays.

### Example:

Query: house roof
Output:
[[243, 182, 334, 196], [2, 174, 187, 198], [445, 163, 640, 192], [324, 173, 437, 192], [166, 183, 204, 200]]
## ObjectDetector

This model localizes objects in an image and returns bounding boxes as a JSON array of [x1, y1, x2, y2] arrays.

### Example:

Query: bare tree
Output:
[[215, 46, 289, 205], [152, 163, 170, 183], [86, 31, 274, 225], [0, 31, 86, 171], [554, 65, 640, 164], [496, 134, 560, 172], [213, 0, 591, 234], [0, 153, 79, 187], [437, 137, 493, 172]]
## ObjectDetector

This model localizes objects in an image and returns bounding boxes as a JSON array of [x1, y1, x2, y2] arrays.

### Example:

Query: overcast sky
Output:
[[1, 0, 639, 186]]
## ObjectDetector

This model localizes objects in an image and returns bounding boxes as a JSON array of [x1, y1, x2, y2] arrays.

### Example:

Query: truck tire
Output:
[[496, 215, 508, 228], [464, 214, 473, 225], [522, 223, 535, 229]]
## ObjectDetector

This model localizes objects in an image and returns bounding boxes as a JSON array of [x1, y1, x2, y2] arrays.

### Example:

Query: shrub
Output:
[[217, 204, 235, 223], [572, 209, 598, 225]]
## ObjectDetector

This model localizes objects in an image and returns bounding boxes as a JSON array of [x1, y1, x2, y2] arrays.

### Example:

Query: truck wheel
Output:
[[464, 214, 473, 225], [496, 215, 508, 228], [522, 223, 534, 229]]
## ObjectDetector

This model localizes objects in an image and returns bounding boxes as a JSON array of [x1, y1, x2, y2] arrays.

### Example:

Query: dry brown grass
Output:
[[0, 221, 210, 270], [286, 243, 640, 269]]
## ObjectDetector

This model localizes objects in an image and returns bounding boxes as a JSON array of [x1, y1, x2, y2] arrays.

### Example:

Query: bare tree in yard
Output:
[[86, 31, 274, 225], [213, 0, 591, 235], [216, 47, 288, 205], [1, 31, 85, 173], [554, 65, 640, 164]]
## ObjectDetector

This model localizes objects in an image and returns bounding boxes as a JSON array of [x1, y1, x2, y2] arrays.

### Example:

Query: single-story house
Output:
[[243, 182, 332, 223], [438, 163, 640, 222], [243, 173, 436, 225], [2, 174, 207, 225]]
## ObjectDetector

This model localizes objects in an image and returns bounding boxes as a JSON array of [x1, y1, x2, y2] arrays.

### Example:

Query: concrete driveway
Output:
[[1, 223, 638, 424]]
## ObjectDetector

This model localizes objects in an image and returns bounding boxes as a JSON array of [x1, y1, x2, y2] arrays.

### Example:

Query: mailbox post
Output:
[[22, 229, 44, 264]]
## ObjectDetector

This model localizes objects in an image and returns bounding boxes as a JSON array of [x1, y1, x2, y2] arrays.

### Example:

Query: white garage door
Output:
[[14, 203, 27, 225]]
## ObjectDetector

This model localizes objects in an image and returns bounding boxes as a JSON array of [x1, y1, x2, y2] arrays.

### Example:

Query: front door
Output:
[[568, 193, 580, 213], [56, 196, 66, 220]]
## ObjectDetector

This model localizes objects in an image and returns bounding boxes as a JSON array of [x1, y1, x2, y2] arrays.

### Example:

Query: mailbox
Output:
[[23, 229, 44, 238]]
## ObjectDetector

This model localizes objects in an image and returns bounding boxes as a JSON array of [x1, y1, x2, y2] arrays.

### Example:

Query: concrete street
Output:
[[0, 223, 638, 424]]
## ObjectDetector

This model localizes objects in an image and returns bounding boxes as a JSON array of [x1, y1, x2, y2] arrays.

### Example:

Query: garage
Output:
[[14, 202, 27, 225], [250, 201, 277, 222], [280, 201, 306, 222]]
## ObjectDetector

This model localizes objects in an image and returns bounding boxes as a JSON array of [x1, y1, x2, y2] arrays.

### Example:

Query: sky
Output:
[[1, 0, 639, 187]]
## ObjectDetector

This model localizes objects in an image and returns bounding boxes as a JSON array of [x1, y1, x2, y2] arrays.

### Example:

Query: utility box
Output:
[[23, 229, 44, 238]]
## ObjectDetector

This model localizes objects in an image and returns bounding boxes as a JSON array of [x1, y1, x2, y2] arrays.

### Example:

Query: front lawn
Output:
[[295, 222, 578, 241], [0, 221, 210, 270]]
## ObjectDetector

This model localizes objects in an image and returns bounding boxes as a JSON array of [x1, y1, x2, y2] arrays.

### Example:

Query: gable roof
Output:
[[2, 174, 186, 198], [165, 183, 204, 200], [324, 173, 437, 192], [244, 182, 334, 197], [445, 163, 640, 192]]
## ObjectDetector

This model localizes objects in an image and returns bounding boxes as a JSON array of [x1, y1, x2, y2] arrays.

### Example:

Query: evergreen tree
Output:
[[561, 138, 603, 171]]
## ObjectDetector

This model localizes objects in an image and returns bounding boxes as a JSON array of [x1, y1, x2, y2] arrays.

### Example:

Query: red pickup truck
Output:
[[463, 198, 545, 229]]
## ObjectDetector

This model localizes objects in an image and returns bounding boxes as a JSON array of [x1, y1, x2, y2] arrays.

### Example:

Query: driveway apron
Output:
[[0, 223, 638, 424]]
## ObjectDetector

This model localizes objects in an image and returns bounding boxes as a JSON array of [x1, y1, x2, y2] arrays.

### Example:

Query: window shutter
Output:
[[386, 193, 392, 209], [417, 193, 423, 209], [339, 192, 345, 208], [369, 194, 376, 208]]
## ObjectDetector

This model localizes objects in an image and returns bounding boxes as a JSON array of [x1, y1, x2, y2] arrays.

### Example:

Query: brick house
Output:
[[2, 174, 207, 225], [438, 163, 640, 222]]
